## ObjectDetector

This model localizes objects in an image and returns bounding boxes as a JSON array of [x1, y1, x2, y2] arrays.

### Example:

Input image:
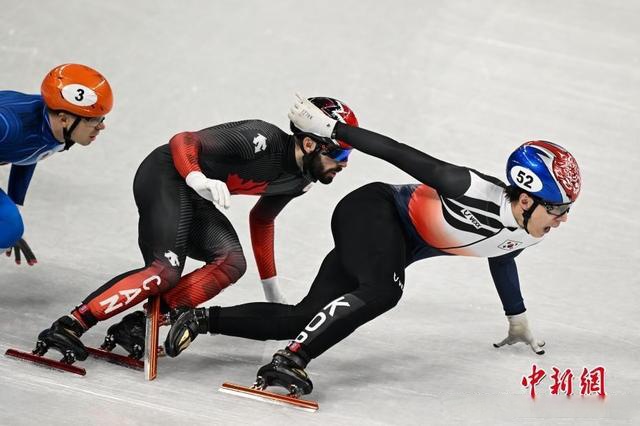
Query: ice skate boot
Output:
[[101, 311, 146, 359], [36, 316, 88, 364], [255, 348, 313, 396], [164, 307, 208, 357]]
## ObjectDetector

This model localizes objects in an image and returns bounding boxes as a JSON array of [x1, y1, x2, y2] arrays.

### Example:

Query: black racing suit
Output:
[[205, 122, 543, 361], [74, 120, 313, 327]]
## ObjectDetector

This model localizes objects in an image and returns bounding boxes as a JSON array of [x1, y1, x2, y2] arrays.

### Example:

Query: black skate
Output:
[[88, 307, 173, 371], [255, 349, 313, 396], [164, 307, 208, 358], [101, 311, 146, 359], [218, 349, 317, 412], [6, 316, 90, 376], [36, 316, 89, 363]]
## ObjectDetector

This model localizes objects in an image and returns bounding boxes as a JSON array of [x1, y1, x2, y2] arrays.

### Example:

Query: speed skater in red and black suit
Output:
[[34, 96, 359, 362]]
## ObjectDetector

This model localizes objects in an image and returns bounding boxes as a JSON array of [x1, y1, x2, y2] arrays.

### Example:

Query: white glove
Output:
[[261, 276, 287, 304], [493, 312, 546, 355], [288, 93, 337, 140], [185, 171, 231, 209]]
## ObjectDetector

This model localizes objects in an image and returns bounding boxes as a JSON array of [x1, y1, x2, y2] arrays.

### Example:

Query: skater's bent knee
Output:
[[222, 249, 247, 282]]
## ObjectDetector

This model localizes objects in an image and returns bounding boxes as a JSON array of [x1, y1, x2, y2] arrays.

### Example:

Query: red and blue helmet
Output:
[[506, 140, 581, 204], [290, 96, 359, 161]]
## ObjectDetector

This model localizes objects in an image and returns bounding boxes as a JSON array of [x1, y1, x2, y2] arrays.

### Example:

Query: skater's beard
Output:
[[307, 152, 343, 184]]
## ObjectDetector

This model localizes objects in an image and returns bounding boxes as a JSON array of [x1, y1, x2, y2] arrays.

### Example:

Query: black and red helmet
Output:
[[290, 96, 358, 161]]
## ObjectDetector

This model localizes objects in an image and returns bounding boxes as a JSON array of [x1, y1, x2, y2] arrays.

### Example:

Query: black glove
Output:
[[5, 238, 37, 265]]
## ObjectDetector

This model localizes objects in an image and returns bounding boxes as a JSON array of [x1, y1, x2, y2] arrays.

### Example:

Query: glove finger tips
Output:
[[494, 337, 509, 347], [22, 240, 34, 252], [222, 185, 231, 208], [529, 340, 545, 354]]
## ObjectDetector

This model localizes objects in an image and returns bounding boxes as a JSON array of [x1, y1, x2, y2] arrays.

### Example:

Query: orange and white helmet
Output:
[[41, 63, 113, 117]]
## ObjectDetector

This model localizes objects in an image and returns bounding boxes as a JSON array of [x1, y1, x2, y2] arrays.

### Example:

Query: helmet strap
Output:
[[521, 199, 539, 234], [62, 116, 82, 150]]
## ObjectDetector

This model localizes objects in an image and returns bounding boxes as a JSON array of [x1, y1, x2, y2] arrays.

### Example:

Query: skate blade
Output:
[[86, 347, 144, 370], [5, 348, 86, 376], [219, 382, 318, 412], [144, 296, 161, 381]]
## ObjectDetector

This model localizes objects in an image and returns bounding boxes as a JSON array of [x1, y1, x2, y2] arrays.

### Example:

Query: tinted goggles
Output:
[[540, 201, 572, 216], [321, 146, 352, 162]]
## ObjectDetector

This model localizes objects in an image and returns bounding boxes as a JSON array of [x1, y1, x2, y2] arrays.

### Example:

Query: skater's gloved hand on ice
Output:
[[261, 276, 287, 304], [185, 171, 231, 210], [493, 312, 545, 355], [5, 238, 37, 266], [288, 93, 337, 140]]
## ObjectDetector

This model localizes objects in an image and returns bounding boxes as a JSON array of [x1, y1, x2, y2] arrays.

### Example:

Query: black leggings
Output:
[[210, 182, 409, 360]]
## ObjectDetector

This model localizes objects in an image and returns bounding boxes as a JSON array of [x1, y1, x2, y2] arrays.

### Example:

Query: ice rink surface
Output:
[[1, 1, 639, 424]]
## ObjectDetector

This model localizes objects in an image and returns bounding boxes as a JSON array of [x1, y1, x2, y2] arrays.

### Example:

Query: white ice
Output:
[[1, 1, 639, 424]]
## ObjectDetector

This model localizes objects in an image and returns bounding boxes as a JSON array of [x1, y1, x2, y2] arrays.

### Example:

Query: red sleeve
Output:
[[249, 195, 295, 280], [169, 131, 202, 178]]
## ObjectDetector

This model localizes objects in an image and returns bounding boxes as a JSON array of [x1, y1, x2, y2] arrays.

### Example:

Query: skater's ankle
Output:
[[57, 315, 88, 337], [208, 306, 222, 334], [193, 307, 210, 334], [172, 306, 210, 334], [71, 305, 97, 330], [282, 343, 311, 368]]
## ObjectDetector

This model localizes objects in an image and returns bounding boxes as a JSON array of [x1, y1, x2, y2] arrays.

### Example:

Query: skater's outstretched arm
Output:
[[334, 123, 470, 197], [488, 249, 525, 316], [489, 250, 545, 355], [288, 94, 470, 198]]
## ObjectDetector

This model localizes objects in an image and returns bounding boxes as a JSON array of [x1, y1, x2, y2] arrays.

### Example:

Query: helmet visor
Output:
[[322, 146, 352, 162]]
